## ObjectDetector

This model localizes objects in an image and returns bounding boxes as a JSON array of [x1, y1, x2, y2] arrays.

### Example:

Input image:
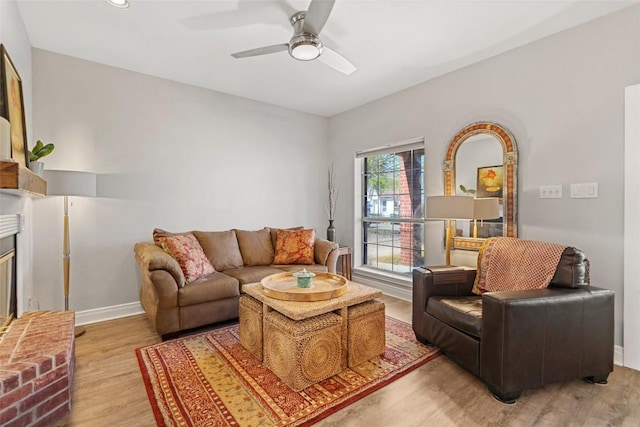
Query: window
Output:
[[357, 140, 425, 276]]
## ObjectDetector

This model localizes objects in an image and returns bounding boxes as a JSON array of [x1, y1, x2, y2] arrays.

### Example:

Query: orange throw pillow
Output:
[[161, 233, 216, 283], [273, 229, 315, 265]]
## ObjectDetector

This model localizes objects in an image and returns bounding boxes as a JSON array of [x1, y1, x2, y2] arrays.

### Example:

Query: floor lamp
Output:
[[43, 170, 96, 337]]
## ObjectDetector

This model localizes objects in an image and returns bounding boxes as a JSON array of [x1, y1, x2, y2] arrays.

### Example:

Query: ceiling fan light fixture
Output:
[[289, 35, 322, 61], [105, 0, 130, 9]]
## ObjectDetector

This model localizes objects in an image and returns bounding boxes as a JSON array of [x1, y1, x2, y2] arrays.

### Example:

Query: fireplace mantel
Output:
[[0, 161, 47, 197]]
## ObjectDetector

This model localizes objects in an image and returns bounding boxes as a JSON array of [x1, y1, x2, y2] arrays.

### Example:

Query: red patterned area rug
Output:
[[136, 316, 440, 427]]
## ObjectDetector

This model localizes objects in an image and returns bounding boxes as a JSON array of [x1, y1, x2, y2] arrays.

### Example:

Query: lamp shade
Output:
[[43, 170, 96, 197], [473, 197, 500, 220], [426, 196, 474, 220]]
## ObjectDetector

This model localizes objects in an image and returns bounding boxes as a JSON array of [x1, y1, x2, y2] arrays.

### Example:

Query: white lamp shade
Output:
[[43, 170, 96, 197], [427, 196, 500, 220], [426, 196, 474, 220], [473, 197, 500, 220]]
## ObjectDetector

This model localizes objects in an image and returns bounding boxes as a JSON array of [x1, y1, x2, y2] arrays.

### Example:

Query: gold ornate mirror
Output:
[[443, 122, 518, 250]]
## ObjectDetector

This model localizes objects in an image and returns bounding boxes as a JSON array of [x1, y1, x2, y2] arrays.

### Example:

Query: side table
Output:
[[338, 246, 352, 280]]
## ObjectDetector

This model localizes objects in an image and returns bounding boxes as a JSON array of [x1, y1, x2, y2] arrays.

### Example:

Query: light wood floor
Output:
[[62, 295, 640, 427]]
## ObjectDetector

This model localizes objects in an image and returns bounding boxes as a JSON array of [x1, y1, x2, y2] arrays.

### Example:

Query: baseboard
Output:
[[352, 269, 412, 301], [75, 301, 144, 326], [614, 345, 624, 367]]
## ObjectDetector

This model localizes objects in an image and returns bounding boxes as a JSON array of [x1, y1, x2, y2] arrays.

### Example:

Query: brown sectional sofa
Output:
[[134, 227, 339, 339]]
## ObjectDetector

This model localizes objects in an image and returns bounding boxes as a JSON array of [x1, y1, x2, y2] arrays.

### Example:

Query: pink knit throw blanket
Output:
[[473, 237, 566, 294]]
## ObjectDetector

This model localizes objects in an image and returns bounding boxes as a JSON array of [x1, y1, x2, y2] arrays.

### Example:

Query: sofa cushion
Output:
[[178, 272, 240, 307], [427, 296, 483, 338], [549, 247, 589, 288], [193, 230, 244, 271], [273, 228, 315, 265], [223, 265, 285, 286], [153, 227, 191, 246], [269, 226, 304, 248], [160, 234, 216, 283], [271, 264, 328, 274], [236, 228, 275, 266]]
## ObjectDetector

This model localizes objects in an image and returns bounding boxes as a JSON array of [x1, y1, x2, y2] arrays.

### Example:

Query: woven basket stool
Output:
[[263, 310, 343, 391], [347, 299, 386, 367], [239, 295, 263, 361]]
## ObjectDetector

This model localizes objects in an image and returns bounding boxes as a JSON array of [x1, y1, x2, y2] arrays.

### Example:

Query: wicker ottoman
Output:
[[239, 295, 263, 361], [263, 310, 343, 391], [347, 299, 386, 367]]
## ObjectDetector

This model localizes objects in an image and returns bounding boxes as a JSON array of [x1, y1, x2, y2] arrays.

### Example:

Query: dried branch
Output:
[[327, 163, 339, 221]]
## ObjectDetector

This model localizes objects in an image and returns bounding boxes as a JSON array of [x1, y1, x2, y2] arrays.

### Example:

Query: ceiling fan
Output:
[[230, 0, 356, 75]]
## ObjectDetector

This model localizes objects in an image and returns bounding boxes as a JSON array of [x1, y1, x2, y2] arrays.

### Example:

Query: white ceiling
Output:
[[16, 0, 637, 117]]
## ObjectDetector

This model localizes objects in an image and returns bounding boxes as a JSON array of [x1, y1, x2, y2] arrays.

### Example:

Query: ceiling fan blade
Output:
[[302, 0, 335, 35], [319, 46, 356, 75], [231, 43, 289, 59], [183, 2, 290, 31]]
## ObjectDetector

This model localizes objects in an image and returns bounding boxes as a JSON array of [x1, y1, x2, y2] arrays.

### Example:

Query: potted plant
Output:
[[459, 184, 476, 196], [28, 140, 54, 176]]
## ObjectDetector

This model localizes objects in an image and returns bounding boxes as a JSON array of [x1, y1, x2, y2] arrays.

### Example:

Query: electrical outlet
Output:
[[27, 296, 40, 311], [539, 185, 563, 199]]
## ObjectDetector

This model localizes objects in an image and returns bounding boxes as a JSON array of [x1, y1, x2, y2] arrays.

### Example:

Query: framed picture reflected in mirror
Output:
[[477, 165, 503, 198]]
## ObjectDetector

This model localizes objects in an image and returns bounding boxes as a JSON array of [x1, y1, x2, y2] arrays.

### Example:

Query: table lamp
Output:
[[426, 196, 501, 265], [471, 197, 500, 238], [426, 196, 475, 266], [43, 170, 96, 337]]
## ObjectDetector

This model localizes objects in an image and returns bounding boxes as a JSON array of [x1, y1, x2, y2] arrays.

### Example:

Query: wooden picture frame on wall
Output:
[[0, 44, 29, 168]]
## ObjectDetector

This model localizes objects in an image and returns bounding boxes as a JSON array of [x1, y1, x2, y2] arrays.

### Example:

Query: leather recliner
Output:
[[412, 245, 614, 403]]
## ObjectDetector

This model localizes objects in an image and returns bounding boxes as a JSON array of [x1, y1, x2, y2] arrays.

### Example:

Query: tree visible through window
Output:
[[361, 145, 424, 275]]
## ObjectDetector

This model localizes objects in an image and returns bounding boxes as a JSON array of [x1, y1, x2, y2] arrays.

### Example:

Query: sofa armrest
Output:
[[480, 286, 614, 397], [134, 242, 185, 287], [314, 238, 340, 273], [412, 267, 476, 332], [412, 267, 476, 299]]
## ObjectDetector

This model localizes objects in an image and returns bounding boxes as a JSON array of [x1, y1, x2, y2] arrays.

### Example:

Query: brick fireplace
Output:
[[0, 213, 76, 427], [0, 215, 18, 331], [0, 311, 75, 427]]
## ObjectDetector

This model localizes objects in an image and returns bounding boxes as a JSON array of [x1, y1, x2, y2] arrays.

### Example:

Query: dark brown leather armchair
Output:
[[412, 246, 614, 403]]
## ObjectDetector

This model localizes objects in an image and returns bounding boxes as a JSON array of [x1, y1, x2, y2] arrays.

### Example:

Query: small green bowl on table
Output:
[[293, 269, 315, 288]]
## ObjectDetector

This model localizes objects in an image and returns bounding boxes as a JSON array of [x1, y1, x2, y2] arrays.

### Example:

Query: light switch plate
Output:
[[539, 185, 563, 199], [570, 182, 598, 198]]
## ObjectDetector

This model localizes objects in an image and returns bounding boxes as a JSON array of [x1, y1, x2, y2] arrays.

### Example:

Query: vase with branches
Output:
[[326, 163, 339, 242]]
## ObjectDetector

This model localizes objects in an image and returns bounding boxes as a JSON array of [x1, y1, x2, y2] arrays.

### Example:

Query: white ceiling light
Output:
[[105, 0, 129, 9], [288, 35, 322, 61]]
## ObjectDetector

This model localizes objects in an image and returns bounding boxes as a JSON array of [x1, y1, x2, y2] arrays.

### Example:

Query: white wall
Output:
[[31, 50, 329, 313], [0, 0, 35, 315], [328, 5, 640, 346]]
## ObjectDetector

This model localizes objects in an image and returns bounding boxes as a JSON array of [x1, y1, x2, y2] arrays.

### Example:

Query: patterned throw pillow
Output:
[[160, 233, 216, 283], [153, 228, 191, 246], [273, 229, 315, 265]]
